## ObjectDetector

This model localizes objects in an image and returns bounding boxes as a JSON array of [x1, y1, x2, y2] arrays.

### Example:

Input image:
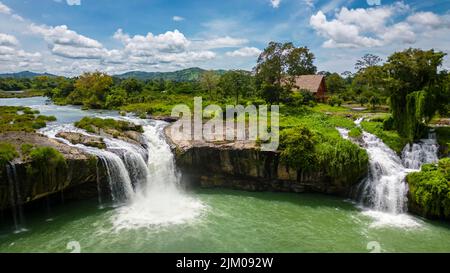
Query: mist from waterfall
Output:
[[41, 118, 205, 230]]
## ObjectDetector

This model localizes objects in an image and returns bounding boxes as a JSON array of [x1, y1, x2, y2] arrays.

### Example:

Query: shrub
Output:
[[0, 142, 18, 166], [279, 126, 316, 171], [74, 117, 143, 133], [348, 127, 363, 138], [407, 158, 450, 218]]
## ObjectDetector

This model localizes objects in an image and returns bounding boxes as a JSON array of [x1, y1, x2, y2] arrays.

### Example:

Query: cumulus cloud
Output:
[[113, 28, 216, 65], [0, 33, 19, 47], [172, 16, 185, 22], [270, 0, 281, 8], [310, 4, 448, 48], [226, 47, 261, 57], [29, 24, 108, 59], [0, 1, 11, 14]]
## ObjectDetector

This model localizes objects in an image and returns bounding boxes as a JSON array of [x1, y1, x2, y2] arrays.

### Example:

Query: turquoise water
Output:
[[1, 189, 450, 253]]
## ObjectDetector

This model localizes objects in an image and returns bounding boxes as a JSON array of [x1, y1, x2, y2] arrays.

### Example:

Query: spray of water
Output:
[[41, 118, 205, 230]]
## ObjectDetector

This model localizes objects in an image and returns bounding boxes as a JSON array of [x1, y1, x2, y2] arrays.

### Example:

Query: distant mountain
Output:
[[114, 67, 226, 81], [0, 71, 57, 78]]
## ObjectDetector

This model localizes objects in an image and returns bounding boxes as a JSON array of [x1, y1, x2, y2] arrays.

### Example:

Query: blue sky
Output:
[[0, 0, 449, 76]]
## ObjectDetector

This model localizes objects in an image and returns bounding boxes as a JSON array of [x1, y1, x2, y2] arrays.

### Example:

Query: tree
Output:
[[384, 48, 447, 141], [71, 71, 113, 108], [121, 78, 143, 94], [200, 70, 220, 100], [355, 54, 383, 71], [326, 73, 346, 93], [254, 42, 316, 103], [218, 70, 254, 105]]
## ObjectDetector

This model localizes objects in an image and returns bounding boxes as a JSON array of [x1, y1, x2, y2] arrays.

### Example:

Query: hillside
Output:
[[0, 71, 56, 78], [114, 67, 226, 81]]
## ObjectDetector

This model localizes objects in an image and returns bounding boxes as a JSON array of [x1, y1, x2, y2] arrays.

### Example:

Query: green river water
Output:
[[1, 189, 450, 253]]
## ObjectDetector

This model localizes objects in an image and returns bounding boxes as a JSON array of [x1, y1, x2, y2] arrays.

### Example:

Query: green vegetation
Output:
[[348, 127, 362, 138], [26, 146, 67, 190], [74, 117, 143, 134], [0, 142, 18, 167], [0, 106, 56, 132], [360, 120, 407, 153], [435, 127, 450, 156], [407, 158, 450, 218], [278, 105, 368, 183]]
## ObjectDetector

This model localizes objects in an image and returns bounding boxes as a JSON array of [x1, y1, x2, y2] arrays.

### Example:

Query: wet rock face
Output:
[[0, 131, 110, 210], [0, 156, 109, 210], [56, 132, 106, 149], [173, 145, 361, 196]]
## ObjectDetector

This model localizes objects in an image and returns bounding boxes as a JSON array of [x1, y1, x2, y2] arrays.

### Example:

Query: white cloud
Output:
[[113, 28, 216, 66], [310, 4, 449, 49], [197, 36, 248, 49], [66, 0, 81, 6], [0, 1, 11, 14], [407, 12, 443, 28], [114, 29, 190, 53], [270, 0, 281, 8], [226, 47, 261, 57], [172, 16, 185, 22], [0, 33, 19, 47]]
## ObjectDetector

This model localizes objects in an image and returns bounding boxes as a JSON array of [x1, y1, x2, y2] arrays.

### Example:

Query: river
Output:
[[1, 97, 450, 253]]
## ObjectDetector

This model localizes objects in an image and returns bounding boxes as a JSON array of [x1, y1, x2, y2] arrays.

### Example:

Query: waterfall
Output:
[[402, 129, 439, 169], [6, 163, 26, 232], [352, 132, 410, 214], [41, 118, 204, 229], [112, 120, 205, 230], [339, 118, 439, 227]]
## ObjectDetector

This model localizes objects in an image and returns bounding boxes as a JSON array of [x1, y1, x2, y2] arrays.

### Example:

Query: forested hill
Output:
[[114, 67, 226, 81], [0, 71, 56, 79]]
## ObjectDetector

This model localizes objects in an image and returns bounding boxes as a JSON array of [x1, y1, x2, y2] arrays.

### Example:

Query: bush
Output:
[[407, 158, 450, 218], [348, 127, 363, 138], [74, 117, 143, 133], [316, 138, 368, 182], [279, 126, 316, 170], [0, 142, 18, 166]]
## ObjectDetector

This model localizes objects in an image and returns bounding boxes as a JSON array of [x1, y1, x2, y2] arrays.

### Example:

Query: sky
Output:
[[0, 0, 449, 76]]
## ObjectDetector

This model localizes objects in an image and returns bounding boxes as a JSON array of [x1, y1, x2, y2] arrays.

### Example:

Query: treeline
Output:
[[1, 42, 449, 142]]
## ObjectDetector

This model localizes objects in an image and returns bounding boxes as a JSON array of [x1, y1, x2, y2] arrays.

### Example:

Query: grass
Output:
[[74, 117, 143, 134], [0, 89, 45, 98], [0, 142, 18, 167], [360, 120, 408, 153], [0, 106, 57, 132]]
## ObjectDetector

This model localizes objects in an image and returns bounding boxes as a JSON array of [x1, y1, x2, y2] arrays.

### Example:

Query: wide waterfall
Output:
[[42, 118, 204, 230], [339, 119, 439, 227]]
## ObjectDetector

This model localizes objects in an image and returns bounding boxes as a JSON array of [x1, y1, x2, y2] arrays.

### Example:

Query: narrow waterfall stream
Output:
[[338, 118, 440, 228], [41, 118, 205, 230]]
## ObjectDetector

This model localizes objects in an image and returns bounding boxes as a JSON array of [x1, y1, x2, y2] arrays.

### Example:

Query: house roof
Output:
[[291, 75, 324, 93]]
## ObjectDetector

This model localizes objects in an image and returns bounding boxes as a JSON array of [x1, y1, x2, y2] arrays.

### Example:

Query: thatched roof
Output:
[[290, 75, 324, 93]]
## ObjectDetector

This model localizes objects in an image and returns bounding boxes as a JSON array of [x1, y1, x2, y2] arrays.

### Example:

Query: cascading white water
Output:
[[338, 118, 439, 228], [112, 120, 205, 230], [402, 129, 439, 169], [41, 117, 204, 230], [6, 163, 26, 232]]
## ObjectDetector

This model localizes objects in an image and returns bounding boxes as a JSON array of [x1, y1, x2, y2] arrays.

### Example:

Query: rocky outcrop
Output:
[[56, 132, 106, 149], [165, 126, 366, 196], [0, 131, 109, 210]]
